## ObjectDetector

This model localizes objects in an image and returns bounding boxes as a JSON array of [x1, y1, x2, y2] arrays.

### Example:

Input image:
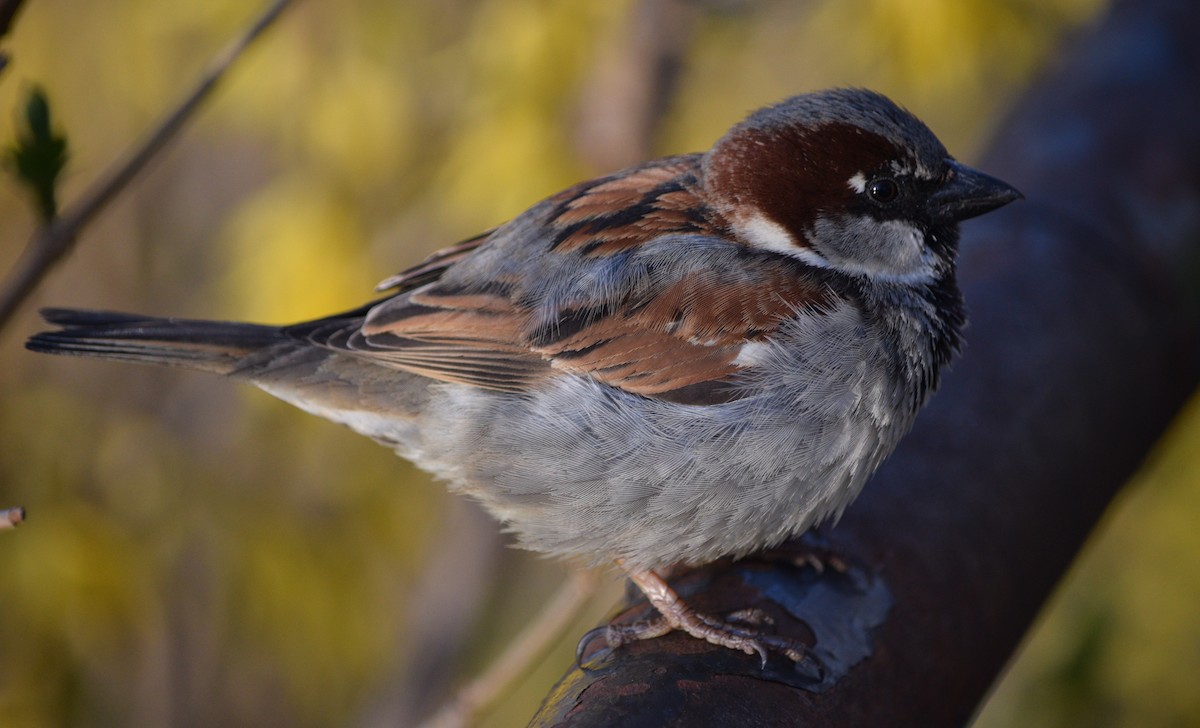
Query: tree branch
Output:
[[532, 0, 1200, 724], [0, 0, 297, 329]]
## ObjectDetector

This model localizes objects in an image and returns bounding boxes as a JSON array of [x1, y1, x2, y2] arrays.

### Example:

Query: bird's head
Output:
[[703, 88, 1021, 284]]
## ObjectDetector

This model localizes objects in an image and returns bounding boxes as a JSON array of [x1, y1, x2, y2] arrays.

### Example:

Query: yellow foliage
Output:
[[230, 516, 395, 722], [303, 54, 417, 186], [217, 176, 372, 322], [434, 0, 627, 228]]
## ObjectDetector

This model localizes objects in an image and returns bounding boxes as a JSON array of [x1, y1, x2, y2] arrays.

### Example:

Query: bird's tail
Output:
[[26, 308, 288, 376]]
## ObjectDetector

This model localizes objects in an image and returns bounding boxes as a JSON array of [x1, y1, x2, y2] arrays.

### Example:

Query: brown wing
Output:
[[529, 265, 829, 402], [310, 156, 831, 404], [344, 291, 550, 393], [546, 156, 719, 256]]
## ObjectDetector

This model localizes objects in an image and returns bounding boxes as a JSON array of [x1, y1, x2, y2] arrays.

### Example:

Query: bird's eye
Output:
[[867, 177, 900, 204]]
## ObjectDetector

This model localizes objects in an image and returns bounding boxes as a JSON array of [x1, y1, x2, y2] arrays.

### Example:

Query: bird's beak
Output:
[[929, 159, 1023, 223]]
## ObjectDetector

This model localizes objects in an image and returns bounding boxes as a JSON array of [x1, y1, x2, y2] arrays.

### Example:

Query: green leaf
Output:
[[8, 86, 68, 222]]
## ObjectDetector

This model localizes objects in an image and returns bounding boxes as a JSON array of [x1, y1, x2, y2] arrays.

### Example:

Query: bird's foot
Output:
[[577, 566, 808, 668]]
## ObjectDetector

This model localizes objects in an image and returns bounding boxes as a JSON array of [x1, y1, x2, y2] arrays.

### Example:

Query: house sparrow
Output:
[[27, 88, 1020, 664]]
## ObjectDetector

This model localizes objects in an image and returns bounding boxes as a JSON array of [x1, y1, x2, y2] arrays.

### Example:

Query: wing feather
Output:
[[299, 156, 832, 404]]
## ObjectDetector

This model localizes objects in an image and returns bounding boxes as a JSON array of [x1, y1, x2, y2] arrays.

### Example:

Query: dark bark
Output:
[[531, 0, 1200, 724]]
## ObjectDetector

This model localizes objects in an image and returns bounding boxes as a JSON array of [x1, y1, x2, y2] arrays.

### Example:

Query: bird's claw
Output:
[[579, 567, 817, 671], [576, 608, 807, 671], [575, 625, 616, 667], [576, 617, 674, 668]]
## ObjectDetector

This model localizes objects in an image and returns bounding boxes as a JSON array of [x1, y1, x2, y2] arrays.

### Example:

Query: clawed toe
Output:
[[578, 565, 814, 670], [575, 625, 612, 666], [722, 607, 775, 628], [689, 612, 807, 665], [576, 607, 808, 669], [795, 551, 848, 574], [576, 616, 673, 667]]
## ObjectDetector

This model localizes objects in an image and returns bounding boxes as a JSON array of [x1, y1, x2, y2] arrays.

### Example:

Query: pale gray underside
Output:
[[259, 298, 917, 571]]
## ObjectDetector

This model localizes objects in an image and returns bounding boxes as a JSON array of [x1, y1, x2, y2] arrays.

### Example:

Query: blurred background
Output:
[[0, 0, 1197, 726]]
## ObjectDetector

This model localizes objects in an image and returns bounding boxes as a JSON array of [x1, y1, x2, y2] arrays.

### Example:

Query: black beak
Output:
[[929, 159, 1023, 223]]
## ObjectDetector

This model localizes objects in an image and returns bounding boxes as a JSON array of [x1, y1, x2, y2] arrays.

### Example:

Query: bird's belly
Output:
[[403, 369, 910, 571]]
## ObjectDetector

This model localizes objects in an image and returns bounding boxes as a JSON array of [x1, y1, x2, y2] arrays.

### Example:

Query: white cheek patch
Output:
[[736, 212, 831, 269], [737, 212, 798, 255]]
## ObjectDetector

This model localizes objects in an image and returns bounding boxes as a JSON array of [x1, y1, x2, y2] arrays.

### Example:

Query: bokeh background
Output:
[[0, 0, 1197, 726]]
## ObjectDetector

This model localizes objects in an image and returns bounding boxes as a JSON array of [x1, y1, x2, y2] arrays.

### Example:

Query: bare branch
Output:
[[0, 0, 298, 329]]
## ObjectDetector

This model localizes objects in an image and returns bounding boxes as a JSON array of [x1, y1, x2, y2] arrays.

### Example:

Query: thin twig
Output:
[[0, 506, 24, 529], [417, 570, 600, 728], [0, 0, 29, 77], [0, 0, 26, 38], [0, 0, 297, 329]]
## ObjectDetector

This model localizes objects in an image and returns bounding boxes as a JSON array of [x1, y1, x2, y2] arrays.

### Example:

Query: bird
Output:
[[27, 88, 1021, 665]]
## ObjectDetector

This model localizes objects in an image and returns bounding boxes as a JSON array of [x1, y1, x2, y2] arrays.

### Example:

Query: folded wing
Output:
[[296, 156, 832, 405]]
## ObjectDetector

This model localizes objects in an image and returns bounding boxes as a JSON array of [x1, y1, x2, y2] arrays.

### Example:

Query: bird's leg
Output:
[[577, 562, 807, 667]]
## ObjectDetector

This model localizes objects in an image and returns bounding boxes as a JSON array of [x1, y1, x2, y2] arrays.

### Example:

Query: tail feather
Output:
[[26, 308, 288, 375]]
